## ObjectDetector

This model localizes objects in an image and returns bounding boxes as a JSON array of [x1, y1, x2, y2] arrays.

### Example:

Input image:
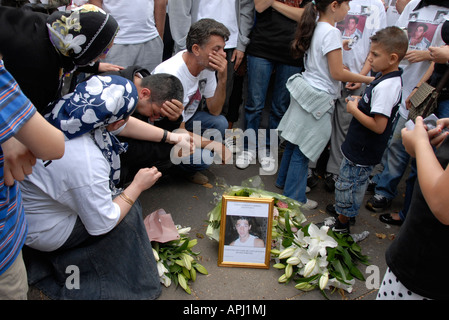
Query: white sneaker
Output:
[[223, 135, 240, 154], [259, 155, 276, 172], [301, 198, 318, 210], [235, 151, 256, 169]]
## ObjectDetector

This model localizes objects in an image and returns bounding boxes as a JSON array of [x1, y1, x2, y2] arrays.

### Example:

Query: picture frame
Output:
[[218, 195, 274, 269]]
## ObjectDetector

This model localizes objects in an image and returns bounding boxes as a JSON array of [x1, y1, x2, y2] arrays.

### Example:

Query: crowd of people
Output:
[[0, 0, 448, 300]]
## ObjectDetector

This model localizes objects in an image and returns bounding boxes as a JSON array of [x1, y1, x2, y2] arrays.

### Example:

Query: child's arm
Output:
[[327, 49, 374, 84], [2, 112, 65, 186], [346, 97, 388, 134], [345, 58, 372, 90], [13, 112, 65, 160]]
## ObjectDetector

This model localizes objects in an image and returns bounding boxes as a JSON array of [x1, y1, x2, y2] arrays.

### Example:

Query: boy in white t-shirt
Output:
[[366, 0, 449, 220], [326, 26, 408, 234], [322, 0, 386, 193]]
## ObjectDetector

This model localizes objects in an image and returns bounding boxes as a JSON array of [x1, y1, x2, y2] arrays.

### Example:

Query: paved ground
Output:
[[27, 80, 408, 302], [28, 150, 407, 301]]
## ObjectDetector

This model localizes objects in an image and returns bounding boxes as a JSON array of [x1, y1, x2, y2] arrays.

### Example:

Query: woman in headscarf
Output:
[[19, 75, 164, 300], [0, 4, 121, 114]]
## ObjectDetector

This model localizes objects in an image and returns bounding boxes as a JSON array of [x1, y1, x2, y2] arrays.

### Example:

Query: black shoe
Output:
[[324, 173, 337, 192], [365, 194, 392, 212], [307, 169, 319, 189], [366, 179, 376, 193], [320, 217, 350, 234], [379, 213, 403, 226], [325, 204, 356, 225]]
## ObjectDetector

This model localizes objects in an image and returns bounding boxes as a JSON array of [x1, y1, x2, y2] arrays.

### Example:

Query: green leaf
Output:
[[349, 265, 365, 281]]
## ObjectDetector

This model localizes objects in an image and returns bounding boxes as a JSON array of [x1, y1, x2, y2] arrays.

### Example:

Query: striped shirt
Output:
[[0, 60, 36, 275]]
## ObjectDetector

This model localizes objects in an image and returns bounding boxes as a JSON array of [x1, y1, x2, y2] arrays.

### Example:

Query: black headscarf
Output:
[[414, 0, 449, 10], [46, 4, 119, 69]]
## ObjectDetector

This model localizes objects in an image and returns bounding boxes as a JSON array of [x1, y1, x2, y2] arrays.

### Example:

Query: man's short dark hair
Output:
[[186, 18, 230, 52], [141, 73, 184, 104]]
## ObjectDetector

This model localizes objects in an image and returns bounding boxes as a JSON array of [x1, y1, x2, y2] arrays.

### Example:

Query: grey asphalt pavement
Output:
[[28, 153, 407, 301]]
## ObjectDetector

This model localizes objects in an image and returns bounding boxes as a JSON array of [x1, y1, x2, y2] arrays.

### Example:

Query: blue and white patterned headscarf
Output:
[[45, 75, 137, 191]]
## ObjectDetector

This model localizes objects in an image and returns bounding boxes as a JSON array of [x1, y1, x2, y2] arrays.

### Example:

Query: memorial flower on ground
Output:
[[206, 177, 370, 297], [152, 225, 208, 294], [272, 212, 369, 296]]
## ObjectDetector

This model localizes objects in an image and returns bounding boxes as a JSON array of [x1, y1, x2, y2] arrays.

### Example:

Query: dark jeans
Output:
[[23, 200, 161, 300]]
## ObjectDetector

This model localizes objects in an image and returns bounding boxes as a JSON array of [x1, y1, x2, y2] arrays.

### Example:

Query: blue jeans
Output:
[[244, 55, 302, 153], [372, 116, 410, 200], [276, 141, 308, 203], [179, 110, 228, 174], [437, 99, 449, 118], [335, 157, 374, 218]]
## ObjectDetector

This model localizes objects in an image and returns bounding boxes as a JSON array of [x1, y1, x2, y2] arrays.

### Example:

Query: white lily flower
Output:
[[279, 247, 296, 259], [319, 272, 329, 290], [285, 263, 293, 278], [286, 256, 301, 265], [152, 248, 160, 261], [295, 282, 315, 291], [294, 228, 307, 247], [303, 223, 338, 257], [160, 274, 172, 287], [303, 259, 316, 277], [157, 261, 168, 277], [326, 278, 355, 293], [177, 226, 191, 235]]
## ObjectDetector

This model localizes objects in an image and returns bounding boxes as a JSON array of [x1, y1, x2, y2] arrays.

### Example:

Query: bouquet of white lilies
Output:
[[207, 176, 369, 296], [271, 212, 369, 296], [152, 225, 208, 294]]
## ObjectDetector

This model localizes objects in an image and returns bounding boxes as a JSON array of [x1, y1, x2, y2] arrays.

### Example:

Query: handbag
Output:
[[408, 67, 449, 121]]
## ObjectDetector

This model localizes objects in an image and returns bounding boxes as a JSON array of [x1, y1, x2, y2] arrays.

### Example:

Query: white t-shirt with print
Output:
[[20, 134, 121, 252], [101, 0, 159, 44], [338, 0, 387, 73], [193, 0, 238, 49], [152, 50, 217, 122], [302, 22, 343, 98], [386, 0, 400, 26], [396, 0, 448, 119]]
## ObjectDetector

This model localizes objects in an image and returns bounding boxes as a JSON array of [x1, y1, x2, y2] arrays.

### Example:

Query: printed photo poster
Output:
[[337, 8, 371, 48], [222, 200, 270, 264], [405, 10, 448, 51]]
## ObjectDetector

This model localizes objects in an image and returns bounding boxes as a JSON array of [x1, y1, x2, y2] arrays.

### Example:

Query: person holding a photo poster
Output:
[[366, 0, 449, 224], [324, 0, 386, 194]]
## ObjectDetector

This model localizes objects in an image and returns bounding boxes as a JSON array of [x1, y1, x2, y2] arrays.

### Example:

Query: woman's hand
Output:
[[402, 116, 432, 158], [98, 62, 124, 72], [132, 167, 162, 192]]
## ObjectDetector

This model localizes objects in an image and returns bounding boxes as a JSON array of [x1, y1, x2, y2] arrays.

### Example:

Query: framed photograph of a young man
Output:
[[218, 195, 274, 269]]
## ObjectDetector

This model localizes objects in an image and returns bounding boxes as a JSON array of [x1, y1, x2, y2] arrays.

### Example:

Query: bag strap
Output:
[[422, 67, 449, 117]]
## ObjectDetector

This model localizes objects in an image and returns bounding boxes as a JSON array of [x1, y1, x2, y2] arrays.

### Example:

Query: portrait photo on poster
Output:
[[218, 195, 274, 269]]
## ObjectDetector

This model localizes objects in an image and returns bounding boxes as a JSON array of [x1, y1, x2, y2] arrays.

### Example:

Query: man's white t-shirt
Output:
[[101, 0, 159, 44], [396, 0, 447, 119], [20, 134, 121, 252], [339, 0, 387, 73], [302, 22, 343, 98], [193, 0, 238, 49], [152, 50, 217, 122]]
